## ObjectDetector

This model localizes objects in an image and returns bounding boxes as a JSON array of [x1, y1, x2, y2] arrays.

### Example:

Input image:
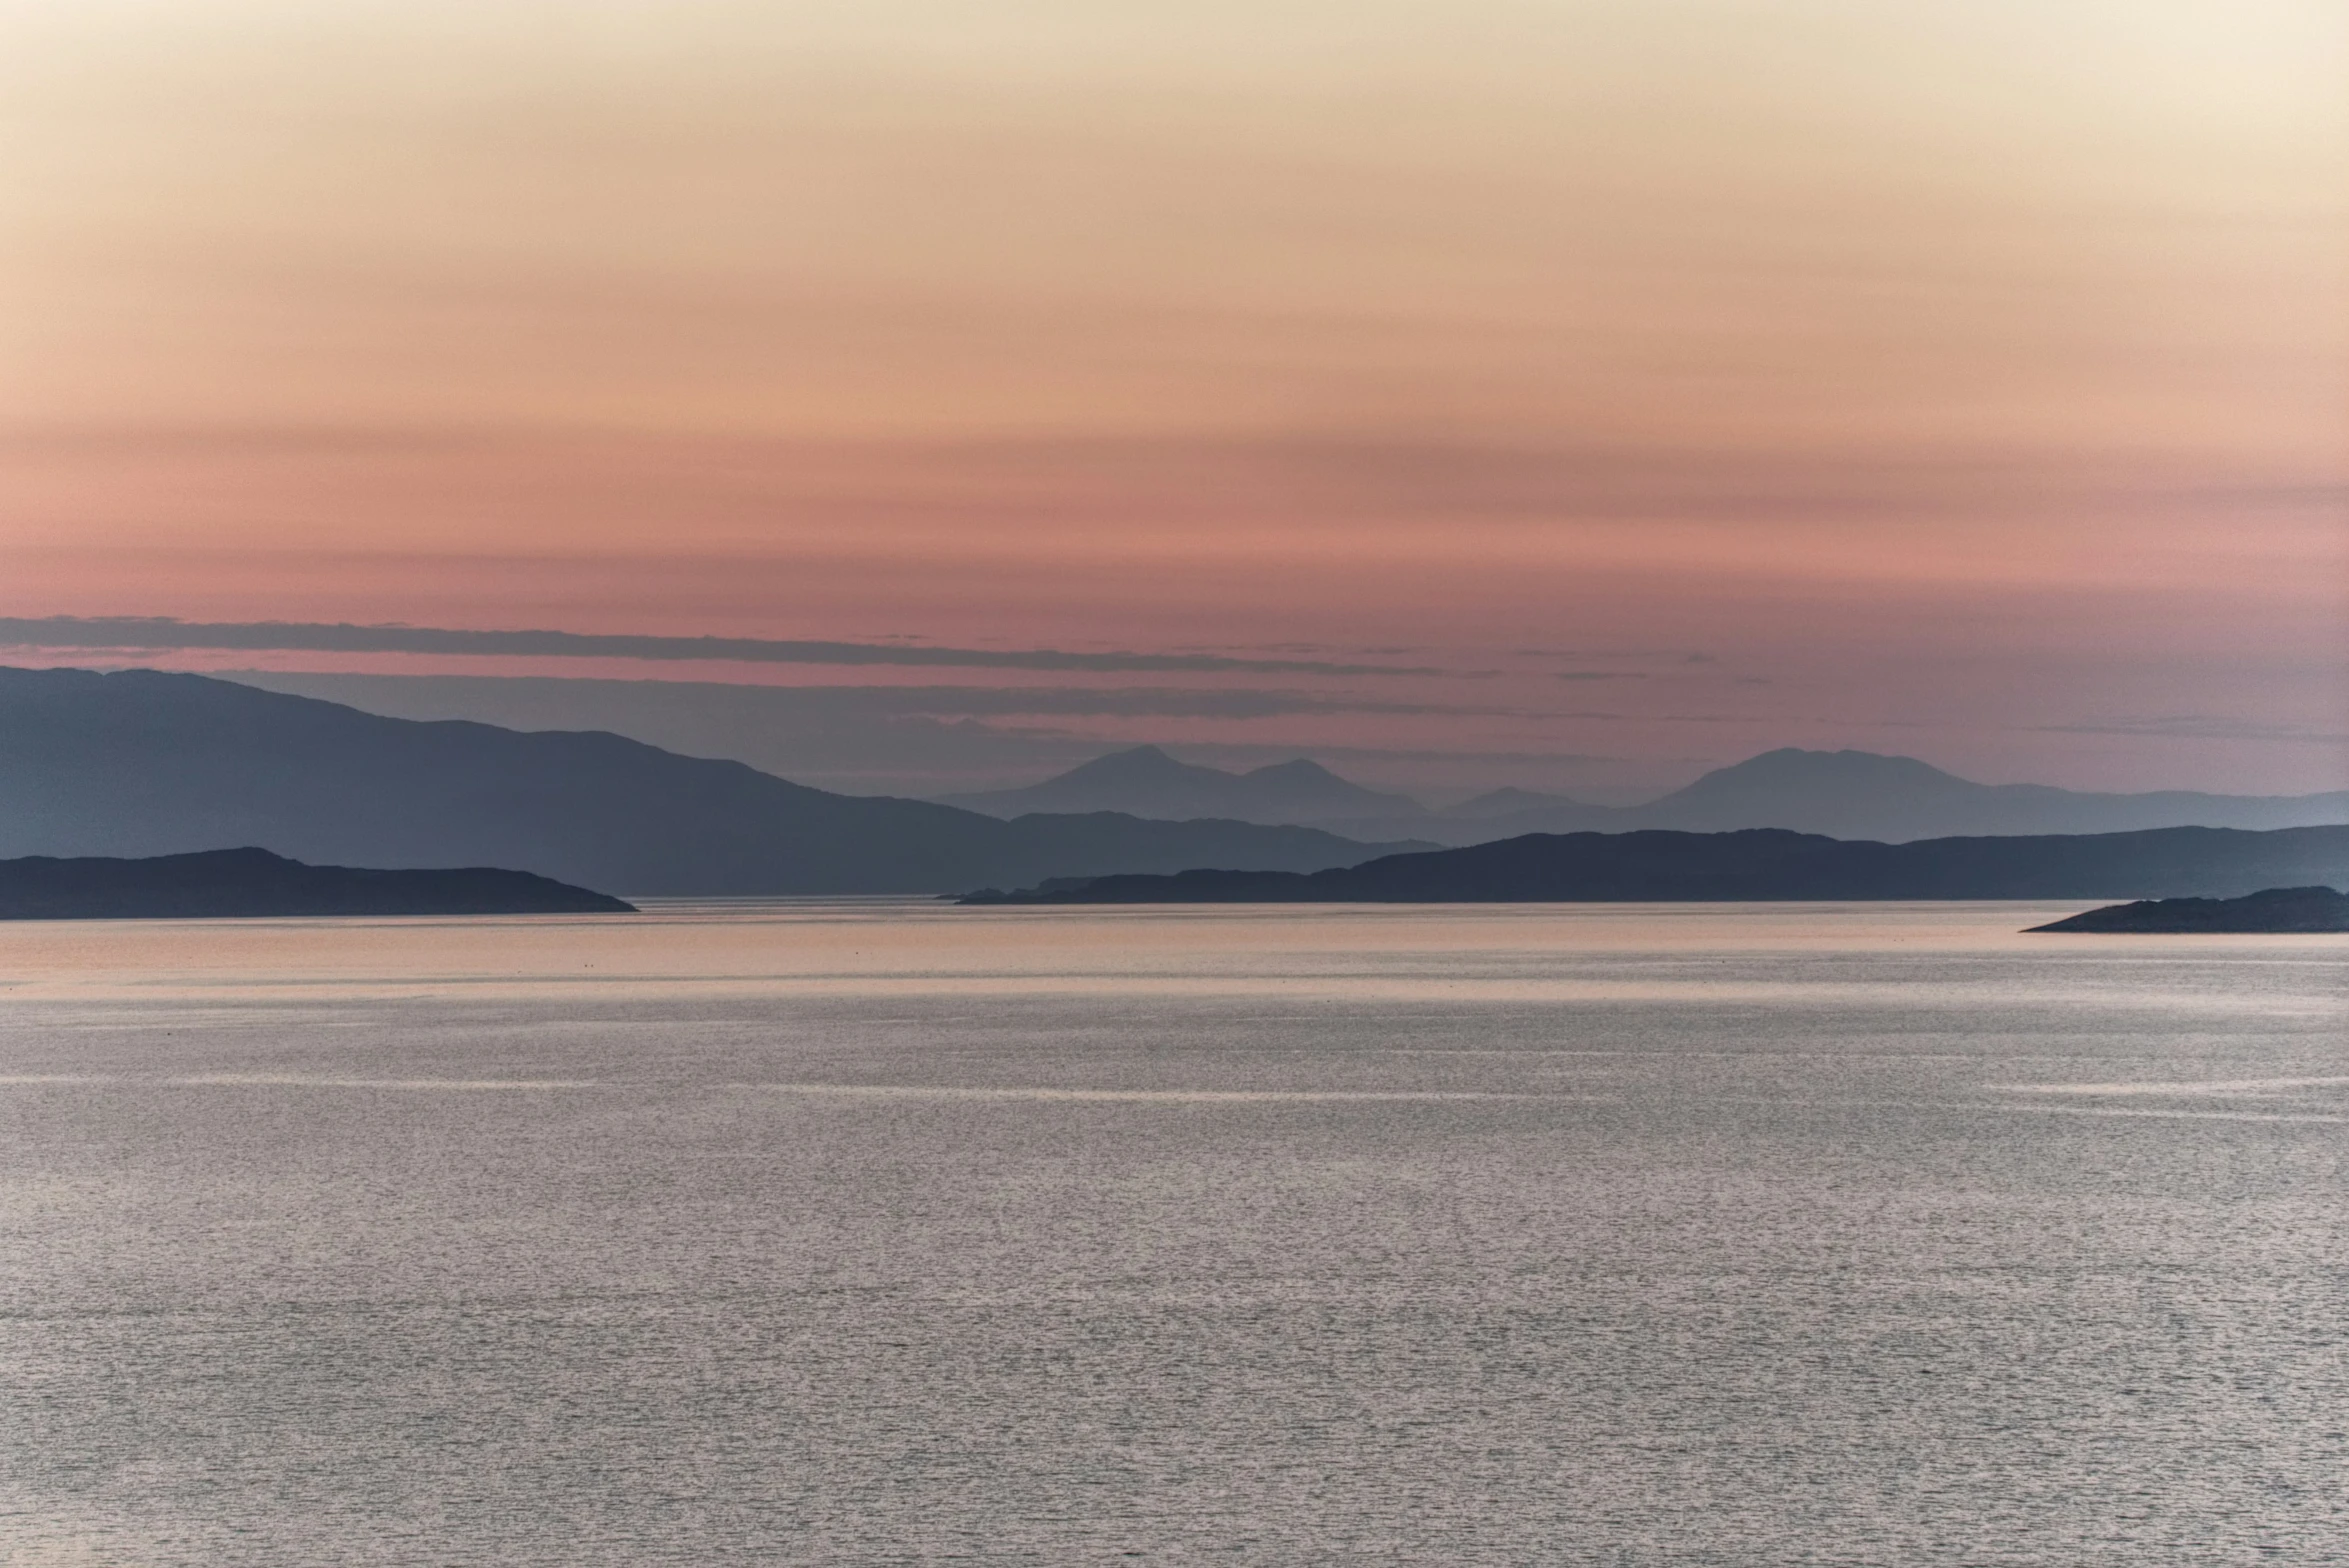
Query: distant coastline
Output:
[[0, 847, 635, 920], [959, 826, 2349, 905], [2027, 887, 2349, 934]]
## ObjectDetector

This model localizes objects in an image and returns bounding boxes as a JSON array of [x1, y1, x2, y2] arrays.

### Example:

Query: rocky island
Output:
[[2026, 886, 2349, 933], [0, 847, 635, 920]]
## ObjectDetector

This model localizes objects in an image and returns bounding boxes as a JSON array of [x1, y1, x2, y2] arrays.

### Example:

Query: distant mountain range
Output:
[[937, 745, 1423, 825], [962, 826, 2349, 905], [0, 847, 634, 920], [0, 669, 1426, 895], [12, 667, 2342, 900], [943, 745, 2349, 845]]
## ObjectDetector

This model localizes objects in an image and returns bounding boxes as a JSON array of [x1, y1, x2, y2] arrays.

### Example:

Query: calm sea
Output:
[[2, 901, 2343, 1565]]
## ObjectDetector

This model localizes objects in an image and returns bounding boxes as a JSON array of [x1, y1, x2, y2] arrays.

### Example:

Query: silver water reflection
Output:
[[3, 902, 2344, 1564]]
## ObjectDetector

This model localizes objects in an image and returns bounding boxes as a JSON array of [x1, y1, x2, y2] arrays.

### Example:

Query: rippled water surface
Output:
[[3, 901, 2344, 1564]]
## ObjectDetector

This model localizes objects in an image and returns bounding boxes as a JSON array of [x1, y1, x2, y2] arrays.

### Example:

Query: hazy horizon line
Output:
[[0, 616, 1443, 678]]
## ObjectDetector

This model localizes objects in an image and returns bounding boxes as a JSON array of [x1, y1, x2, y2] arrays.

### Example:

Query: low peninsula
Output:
[[0, 847, 635, 920], [2027, 886, 2349, 933], [957, 825, 2349, 904]]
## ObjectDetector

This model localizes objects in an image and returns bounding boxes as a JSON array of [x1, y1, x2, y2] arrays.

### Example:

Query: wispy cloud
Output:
[[0, 617, 1439, 677], [2034, 716, 2349, 745]]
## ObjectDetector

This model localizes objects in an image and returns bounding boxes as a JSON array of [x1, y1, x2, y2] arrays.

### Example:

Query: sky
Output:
[[3, 0, 2344, 799]]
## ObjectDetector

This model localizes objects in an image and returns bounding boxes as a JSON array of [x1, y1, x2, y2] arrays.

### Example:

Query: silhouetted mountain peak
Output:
[[1054, 745, 1193, 783], [1445, 786, 1592, 820], [1234, 758, 1391, 808], [1245, 758, 1341, 782], [936, 746, 1426, 826], [1680, 748, 1971, 793], [1416, 747, 2349, 845]]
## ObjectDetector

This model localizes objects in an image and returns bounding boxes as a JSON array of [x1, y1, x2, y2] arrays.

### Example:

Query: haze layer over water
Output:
[[3, 902, 2343, 1563]]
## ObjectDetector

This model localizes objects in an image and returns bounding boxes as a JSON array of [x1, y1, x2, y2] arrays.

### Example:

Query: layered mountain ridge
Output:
[[0, 668, 1426, 895], [11, 666, 2342, 898], [943, 744, 2349, 844]]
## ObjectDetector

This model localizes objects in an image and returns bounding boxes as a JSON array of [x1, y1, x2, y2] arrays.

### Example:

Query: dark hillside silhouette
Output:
[[0, 847, 632, 919], [2027, 886, 2349, 933], [961, 825, 2349, 904], [0, 668, 1424, 895]]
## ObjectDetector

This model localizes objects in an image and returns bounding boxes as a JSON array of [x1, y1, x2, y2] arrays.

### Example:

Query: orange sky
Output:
[[3, 0, 2344, 794]]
